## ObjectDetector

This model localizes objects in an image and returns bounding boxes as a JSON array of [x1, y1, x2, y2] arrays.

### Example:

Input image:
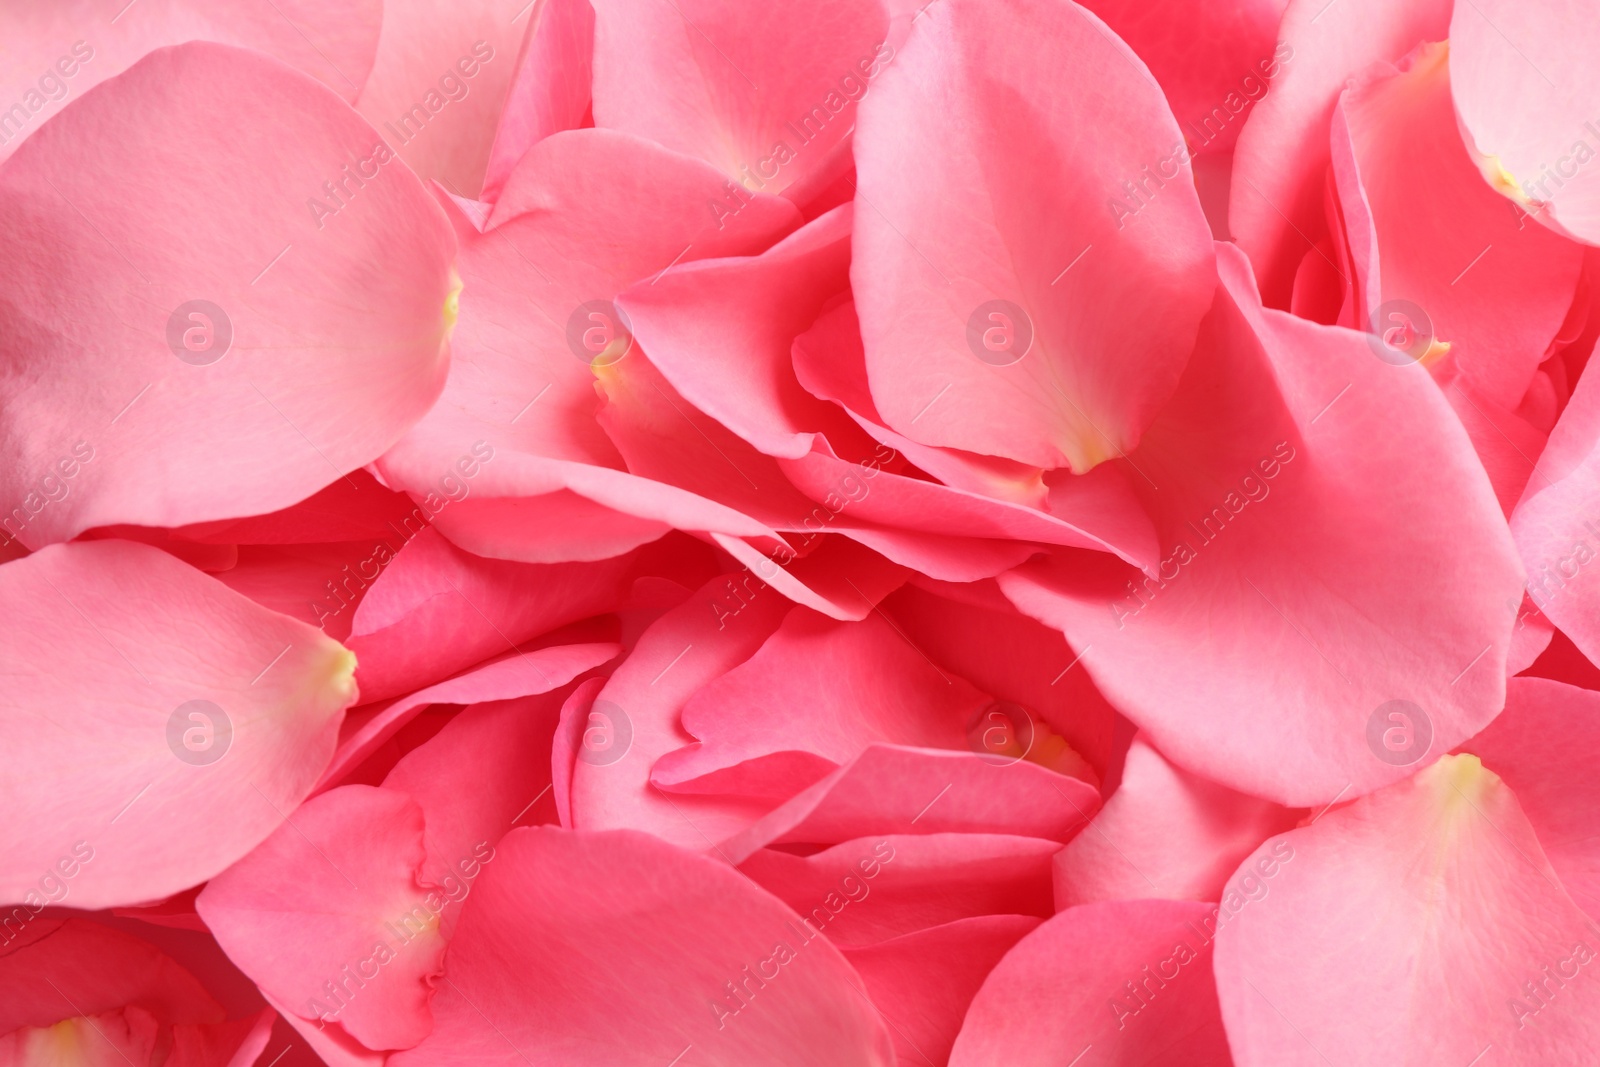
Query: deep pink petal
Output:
[[480, 0, 595, 202], [719, 744, 1100, 864], [843, 915, 1041, 1067], [346, 526, 631, 702], [655, 607, 992, 797], [1082, 0, 1288, 154]]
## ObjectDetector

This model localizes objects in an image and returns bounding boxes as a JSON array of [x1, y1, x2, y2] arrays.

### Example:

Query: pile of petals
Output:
[[6, 0, 1600, 1063]]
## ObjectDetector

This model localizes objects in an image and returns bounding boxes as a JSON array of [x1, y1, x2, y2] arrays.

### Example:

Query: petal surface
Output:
[[948, 899, 1232, 1067], [0, 42, 457, 544], [999, 244, 1522, 805], [1213, 755, 1600, 1065], [852, 0, 1215, 470], [1450, 0, 1600, 245], [0, 540, 356, 909], [388, 827, 896, 1066]]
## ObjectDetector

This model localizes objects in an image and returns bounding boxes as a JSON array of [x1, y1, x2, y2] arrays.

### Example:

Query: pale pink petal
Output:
[[352, 0, 529, 197], [1460, 677, 1600, 920], [1228, 0, 1451, 307], [0, 540, 356, 909], [589, 0, 889, 200], [740, 834, 1057, 947], [0, 0, 382, 162], [1053, 735, 1300, 909], [1450, 0, 1600, 245], [843, 915, 1041, 1067], [949, 899, 1232, 1066], [1214, 755, 1600, 1065], [999, 244, 1521, 805], [0, 43, 457, 545], [197, 786, 444, 1051], [852, 0, 1215, 470], [480, 0, 595, 202], [388, 827, 896, 1066]]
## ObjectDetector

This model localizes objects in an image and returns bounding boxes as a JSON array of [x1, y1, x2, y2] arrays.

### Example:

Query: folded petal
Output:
[[720, 745, 1100, 864], [1331, 42, 1583, 407], [1000, 244, 1522, 805], [479, 0, 595, 202], [852, 0, 1215, 470], [320, 641, 619, 789], [375, 129, 799, 562], [1214, 755, 1600, 1065], [0, 42, 457, 544], [654, 607, 990, 796], [948, 899, 1232, 1067], [388, 827, 896, 1066], [1228, 0, 1451, 307], [0, 540, 356, 909]]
